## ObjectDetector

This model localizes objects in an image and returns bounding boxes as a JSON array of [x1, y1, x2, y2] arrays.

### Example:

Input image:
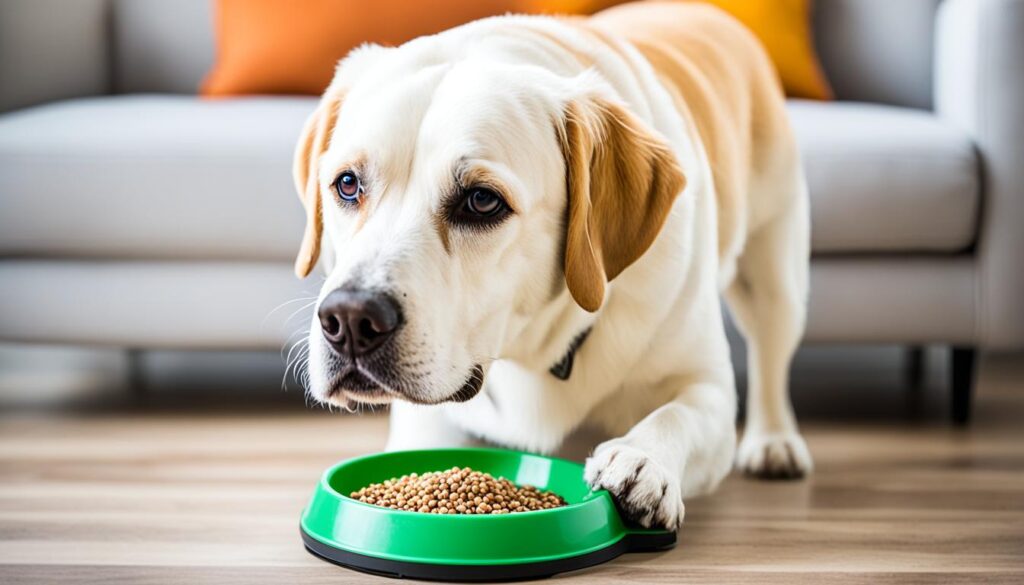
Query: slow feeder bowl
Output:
[[300, 448, 676, 581]]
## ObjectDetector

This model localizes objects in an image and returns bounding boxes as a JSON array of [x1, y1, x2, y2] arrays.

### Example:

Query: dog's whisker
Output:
[[282, 300, 318, 326], [293, 354, 311, 390], [280, 327, 311, 363], [283, 336, 309, 367], [260, 296, 318, 331], [282, 339, 311, 393], [282, 323, 311, 351], [283, 339, 307, 372], [296, 355, 311, 386]]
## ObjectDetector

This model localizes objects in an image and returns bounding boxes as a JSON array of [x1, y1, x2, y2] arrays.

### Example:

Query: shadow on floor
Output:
[[0, 342, 1018, 424]]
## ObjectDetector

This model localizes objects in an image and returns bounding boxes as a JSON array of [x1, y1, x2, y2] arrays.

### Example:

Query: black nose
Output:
[[318, 289, 403, 357]]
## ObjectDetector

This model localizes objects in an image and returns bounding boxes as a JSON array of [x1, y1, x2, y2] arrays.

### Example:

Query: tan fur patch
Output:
[[585, 1, 797, 262], [293, 89, 344, 278], [433, 212, 452, 254]]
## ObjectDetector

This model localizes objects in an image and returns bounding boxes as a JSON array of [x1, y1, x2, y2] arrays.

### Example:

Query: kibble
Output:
[[350, 466, 566, 514]]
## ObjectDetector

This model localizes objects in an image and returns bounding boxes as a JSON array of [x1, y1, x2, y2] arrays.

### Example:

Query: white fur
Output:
[[301, 15, 811, 530]]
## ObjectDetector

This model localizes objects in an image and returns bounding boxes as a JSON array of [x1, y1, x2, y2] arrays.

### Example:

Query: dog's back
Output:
[[585, 2, 813, 481], [585, 2, 801, 275]]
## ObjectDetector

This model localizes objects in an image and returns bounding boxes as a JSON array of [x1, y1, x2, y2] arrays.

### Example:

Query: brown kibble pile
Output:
[[350, 466, 566, 514]]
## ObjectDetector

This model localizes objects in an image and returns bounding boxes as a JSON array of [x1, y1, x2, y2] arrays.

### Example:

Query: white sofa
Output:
[[1, 0, 1022, 422]]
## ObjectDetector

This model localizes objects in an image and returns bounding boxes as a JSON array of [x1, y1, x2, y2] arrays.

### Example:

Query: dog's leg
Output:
[[726, 186, 812, 479], [585, 379, 736, 530], [385, 401, 476, 451]]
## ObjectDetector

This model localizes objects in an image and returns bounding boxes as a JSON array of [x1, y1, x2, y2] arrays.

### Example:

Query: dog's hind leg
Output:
[[725, 178, 812, 479]]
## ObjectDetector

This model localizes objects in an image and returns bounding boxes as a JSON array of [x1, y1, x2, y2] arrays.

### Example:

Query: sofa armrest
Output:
[[0, 0, 110, 113], [935, 0, 1024, 351]]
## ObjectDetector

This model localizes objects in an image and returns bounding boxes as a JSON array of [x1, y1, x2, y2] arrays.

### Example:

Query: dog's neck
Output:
[[501, 287, 600, 381], [548, 326, 593, 380]]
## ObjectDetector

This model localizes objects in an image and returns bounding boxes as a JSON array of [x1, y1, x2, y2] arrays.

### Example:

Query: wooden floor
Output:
[[1, 352, 1023, 584]]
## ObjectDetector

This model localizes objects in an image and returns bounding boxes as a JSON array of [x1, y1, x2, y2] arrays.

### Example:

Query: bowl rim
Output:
[[317, 446, 607, 520]]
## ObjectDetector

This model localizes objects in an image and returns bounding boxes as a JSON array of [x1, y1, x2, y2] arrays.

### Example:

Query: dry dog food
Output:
[[350, 466, 566, 514]]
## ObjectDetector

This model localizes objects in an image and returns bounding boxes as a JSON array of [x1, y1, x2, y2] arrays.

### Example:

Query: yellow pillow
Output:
[[695, 0, 832, 100], [540, 0, 833, 100]]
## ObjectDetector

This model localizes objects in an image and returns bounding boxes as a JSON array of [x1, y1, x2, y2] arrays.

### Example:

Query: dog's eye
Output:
[[334, 171, 362, 202], [447, 186, 511, 229], [463, 188, 506, 218]]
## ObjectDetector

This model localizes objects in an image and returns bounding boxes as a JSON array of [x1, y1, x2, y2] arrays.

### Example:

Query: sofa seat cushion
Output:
[[789, 100, 979, 253], [0, 95, 314, 260], [0, 96, 979, 259]]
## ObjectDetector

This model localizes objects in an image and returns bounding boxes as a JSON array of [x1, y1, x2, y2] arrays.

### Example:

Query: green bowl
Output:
[[300, 448, 675, 581]]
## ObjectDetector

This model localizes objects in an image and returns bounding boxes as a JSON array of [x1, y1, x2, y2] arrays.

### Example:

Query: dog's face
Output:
[[295, 41, 684, 408]]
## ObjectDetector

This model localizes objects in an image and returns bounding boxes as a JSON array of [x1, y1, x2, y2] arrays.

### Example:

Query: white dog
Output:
[[293, 2, 812, 530]]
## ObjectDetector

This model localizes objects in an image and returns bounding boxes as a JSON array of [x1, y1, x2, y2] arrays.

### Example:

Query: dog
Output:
[[292, 1, 812, 530]]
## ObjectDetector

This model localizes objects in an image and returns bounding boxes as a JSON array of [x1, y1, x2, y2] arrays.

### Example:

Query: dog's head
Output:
[[294, 38, 684, 408]]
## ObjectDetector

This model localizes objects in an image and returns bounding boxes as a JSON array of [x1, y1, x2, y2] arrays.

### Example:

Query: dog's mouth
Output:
[[325, 363, 485, 405], [326, 368, 393, 405], [447, 364, 485, 403]]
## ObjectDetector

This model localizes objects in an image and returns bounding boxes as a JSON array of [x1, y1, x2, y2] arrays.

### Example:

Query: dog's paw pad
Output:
[[736, 431, 812, 479], [585, 443, 684, 530]]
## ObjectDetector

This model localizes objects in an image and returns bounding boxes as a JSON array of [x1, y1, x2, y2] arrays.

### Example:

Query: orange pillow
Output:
[[203, 0, 535, 96], [203, 0, 831, 100]]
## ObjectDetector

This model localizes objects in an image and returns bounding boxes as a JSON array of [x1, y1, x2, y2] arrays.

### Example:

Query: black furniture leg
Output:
[[903, 345, 926, 419], [904, 346, 925, 388], [126, 348, 148, 401], [950, 346, 976, 426]]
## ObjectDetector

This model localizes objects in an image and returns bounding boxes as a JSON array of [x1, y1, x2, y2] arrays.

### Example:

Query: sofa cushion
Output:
[[790, 100, 979, 253], [0, 95, 314, 261], [0, 96, 980, 260]]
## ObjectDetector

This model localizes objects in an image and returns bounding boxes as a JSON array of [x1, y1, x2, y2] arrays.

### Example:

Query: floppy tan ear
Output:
[[292, 89, 344, 278], [558, 97, 686, 312]]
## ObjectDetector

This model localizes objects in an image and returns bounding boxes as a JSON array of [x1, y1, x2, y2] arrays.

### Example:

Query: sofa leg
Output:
[[902, 345, 926, 418], [950, 346, 976, 426], [126, 348, 148, 400], [904, 345, 926, 388]]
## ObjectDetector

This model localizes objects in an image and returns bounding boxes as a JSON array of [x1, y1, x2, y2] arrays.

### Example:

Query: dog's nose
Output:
[[318, 289, 402, 357]]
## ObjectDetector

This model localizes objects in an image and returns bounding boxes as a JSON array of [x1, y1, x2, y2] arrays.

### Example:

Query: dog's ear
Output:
[[293, 45, 390, 278], [557, 96, 686, 312], [292, 88, 344, 278]]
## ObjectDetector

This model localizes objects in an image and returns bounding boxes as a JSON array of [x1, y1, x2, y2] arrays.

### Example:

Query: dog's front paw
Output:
[[585, 443, 684, 530], [736, 430, 813, 479]]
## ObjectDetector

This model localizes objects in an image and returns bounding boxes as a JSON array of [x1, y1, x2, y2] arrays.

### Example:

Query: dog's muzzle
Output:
[[316, 288, 486, 405], [317, 288, 404, 400]]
